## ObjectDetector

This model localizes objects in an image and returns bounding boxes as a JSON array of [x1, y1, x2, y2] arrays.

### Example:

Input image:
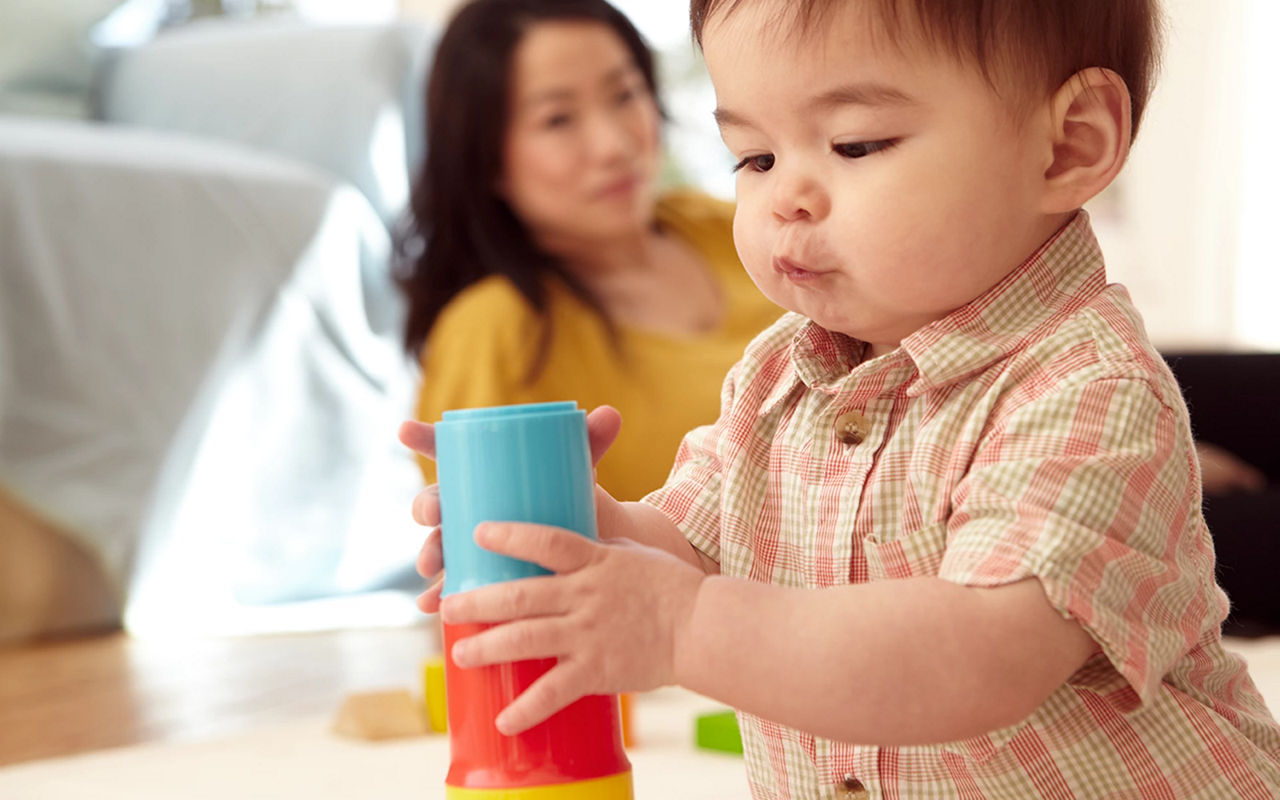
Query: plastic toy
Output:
[[423, 656, 448, 733], [695, 710, 744, 755], [332, 689, 427, 740], [435, 402, 633, 799]]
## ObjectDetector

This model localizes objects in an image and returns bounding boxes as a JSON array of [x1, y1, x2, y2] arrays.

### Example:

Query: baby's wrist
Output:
[[668, 566, 711, 689]]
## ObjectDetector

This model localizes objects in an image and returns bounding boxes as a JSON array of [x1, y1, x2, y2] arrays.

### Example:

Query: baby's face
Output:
[[703, 2, 1065, 356]]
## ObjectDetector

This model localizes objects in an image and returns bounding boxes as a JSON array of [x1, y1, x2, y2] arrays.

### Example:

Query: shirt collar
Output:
[[901, 211, 1107, 395], [775, 211, 1108, 403]]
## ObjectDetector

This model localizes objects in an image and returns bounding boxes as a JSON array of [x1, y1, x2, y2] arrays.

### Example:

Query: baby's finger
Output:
[[398, 420, 437, 460], [412, 485, 441, 527], [439, 574, 567, 625], [416, 526, 443, 578], [474, 522, 597, 574], [494, 662, 590, 736], [416, 575, 444, 614], [450, 617, 568, 669]]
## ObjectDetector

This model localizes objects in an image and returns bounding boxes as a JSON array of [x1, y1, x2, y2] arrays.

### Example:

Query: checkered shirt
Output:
[[643, 213, 1280, 798]]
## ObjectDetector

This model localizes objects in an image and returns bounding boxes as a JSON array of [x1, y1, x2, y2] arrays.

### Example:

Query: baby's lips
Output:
[[773, 255, 806, 275]]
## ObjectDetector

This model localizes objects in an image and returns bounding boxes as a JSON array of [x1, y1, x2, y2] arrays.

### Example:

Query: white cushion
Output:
[[97, 18, 436, 225]]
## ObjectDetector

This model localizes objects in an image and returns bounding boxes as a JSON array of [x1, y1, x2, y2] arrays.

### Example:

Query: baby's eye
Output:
[[834, 140, 897, 159], [732, 153, 775, 173]]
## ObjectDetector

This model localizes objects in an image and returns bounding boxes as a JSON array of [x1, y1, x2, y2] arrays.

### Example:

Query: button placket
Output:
[[834, 409, 870, 445]]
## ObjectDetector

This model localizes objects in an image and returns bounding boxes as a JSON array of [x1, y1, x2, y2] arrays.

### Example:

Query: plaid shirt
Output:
[[644, 213, 1280, 799]]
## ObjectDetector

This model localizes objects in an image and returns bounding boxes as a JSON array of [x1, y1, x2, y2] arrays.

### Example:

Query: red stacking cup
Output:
[[434, 403, 633, 799], [443, 622, 632, 798]]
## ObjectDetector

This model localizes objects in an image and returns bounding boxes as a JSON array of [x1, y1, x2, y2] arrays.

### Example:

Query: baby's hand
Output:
[[398, 406, 626, 614], [440, 522, 705, 735]]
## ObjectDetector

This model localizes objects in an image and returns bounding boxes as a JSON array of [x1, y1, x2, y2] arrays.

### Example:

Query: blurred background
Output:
[[407, 0, 1280, 352], [0, 0, 1275, 640]]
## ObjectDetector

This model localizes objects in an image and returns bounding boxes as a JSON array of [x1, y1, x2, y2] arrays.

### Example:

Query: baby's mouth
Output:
[[773, 255, 826, 282]]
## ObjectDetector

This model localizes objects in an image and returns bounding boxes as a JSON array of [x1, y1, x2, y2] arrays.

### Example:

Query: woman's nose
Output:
[[586, 109, 635, 163], [770, 167, 830, 222]]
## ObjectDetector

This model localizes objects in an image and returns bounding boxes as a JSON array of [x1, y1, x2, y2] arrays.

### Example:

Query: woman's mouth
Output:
[[596, 174, 641, 200]]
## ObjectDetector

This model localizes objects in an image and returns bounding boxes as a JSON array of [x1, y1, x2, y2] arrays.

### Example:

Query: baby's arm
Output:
[[674, 572, 1095, 746]]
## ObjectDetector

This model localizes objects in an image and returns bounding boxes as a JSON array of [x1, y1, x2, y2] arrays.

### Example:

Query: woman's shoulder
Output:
[[419, 276, 542, 397], [434, 275, 535, 326], [655, 188, 735, 238], [447, 275, 534, 312], [655, 187, 743, 284], [426, 275, 542, 352]]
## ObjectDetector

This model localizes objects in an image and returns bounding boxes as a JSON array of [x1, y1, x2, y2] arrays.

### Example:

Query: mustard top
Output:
[[415, 189, 782, 501]]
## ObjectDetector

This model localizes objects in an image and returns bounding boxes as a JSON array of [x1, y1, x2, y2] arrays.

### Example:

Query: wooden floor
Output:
[[0, 626, 438, 767]]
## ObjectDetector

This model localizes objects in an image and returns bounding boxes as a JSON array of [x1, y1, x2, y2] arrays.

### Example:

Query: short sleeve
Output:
[[640, 359, 742, 565], [414, 281, 537, 484], [939, 376, 1220, 705]]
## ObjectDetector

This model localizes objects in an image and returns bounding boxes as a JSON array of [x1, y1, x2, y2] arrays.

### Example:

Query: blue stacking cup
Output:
[[434, 401, 597, 597]]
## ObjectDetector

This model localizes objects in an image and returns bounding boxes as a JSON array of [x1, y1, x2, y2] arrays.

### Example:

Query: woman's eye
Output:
[[615, 87, 638, 105], [544, 113, 573, 129], [732, 153, 775, 173], [834, 140, 896, 159]]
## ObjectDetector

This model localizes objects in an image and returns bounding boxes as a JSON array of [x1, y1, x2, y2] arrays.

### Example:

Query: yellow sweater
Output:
[[415, 190, 781, 501]]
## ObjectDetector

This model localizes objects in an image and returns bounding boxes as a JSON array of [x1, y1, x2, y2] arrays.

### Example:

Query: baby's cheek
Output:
[[731, 220, 769, 276], [737, 248, 777, 300]]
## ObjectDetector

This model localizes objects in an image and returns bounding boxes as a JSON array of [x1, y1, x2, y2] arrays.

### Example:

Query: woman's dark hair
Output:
[[396, 0, 661, 375]]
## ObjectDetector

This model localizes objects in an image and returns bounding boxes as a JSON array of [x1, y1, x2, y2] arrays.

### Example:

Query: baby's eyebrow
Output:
[[714, 81, 917, 130], [810, 82, 917, 110], [712, 106, 753, 129]]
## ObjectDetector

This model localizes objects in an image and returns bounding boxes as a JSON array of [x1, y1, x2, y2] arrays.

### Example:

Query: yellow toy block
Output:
[[424, 656, 448, 733]]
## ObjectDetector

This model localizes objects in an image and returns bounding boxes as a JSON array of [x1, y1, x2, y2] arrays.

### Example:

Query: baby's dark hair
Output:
[[689, 0, 1162, 139]]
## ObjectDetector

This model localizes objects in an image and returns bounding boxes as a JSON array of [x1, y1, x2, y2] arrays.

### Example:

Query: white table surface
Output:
[[3, 639, 1278, 799]]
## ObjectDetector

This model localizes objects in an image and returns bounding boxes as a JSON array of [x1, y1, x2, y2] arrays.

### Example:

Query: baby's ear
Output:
[[1040, 68, 1132, 213]]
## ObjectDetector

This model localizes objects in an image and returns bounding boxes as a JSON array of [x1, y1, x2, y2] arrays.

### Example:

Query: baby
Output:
[[402, 0, 1280, 796]]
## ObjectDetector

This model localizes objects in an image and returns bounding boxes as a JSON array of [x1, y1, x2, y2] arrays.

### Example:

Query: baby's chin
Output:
[[784, 298, 863, 336], [808, 313, 916, 356]]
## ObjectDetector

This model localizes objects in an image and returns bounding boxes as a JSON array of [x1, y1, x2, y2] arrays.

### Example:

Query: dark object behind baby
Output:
[[1164, 352, 1280, 637]]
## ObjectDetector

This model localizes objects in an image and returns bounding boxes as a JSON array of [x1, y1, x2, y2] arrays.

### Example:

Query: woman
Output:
[[398, 0, 779, 501]]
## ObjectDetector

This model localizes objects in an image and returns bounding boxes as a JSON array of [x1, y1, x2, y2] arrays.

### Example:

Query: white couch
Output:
[[0, 16, 438, 634]]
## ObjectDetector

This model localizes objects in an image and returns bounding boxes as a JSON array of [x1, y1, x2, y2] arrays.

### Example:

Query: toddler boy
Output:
[[405, 0, 1280, 796]]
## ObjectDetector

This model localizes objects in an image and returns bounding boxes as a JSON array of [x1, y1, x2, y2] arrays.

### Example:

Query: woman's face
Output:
[[499, 20, 661, 250]]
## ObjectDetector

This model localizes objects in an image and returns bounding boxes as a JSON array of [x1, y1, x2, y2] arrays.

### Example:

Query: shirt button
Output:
[[834, 410, 869, 445], [839, 774, 869, 799]]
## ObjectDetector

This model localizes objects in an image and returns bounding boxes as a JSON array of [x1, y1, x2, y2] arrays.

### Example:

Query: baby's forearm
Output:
[[672, 575, 1094, 746], [600, 499, 717, 574]]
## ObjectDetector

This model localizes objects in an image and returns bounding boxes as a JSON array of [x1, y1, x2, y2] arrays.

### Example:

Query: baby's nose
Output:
[[770, 168, 829, 221]]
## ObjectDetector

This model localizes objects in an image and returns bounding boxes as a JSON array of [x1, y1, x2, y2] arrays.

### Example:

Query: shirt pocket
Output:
[[861, 519, 948, 580]]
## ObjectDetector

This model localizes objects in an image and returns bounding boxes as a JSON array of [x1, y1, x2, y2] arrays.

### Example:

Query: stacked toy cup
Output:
[[434, 401, 633, 799]]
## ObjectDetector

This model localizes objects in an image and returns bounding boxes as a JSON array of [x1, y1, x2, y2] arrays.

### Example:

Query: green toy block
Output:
[[695, 709, 744, 755]]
